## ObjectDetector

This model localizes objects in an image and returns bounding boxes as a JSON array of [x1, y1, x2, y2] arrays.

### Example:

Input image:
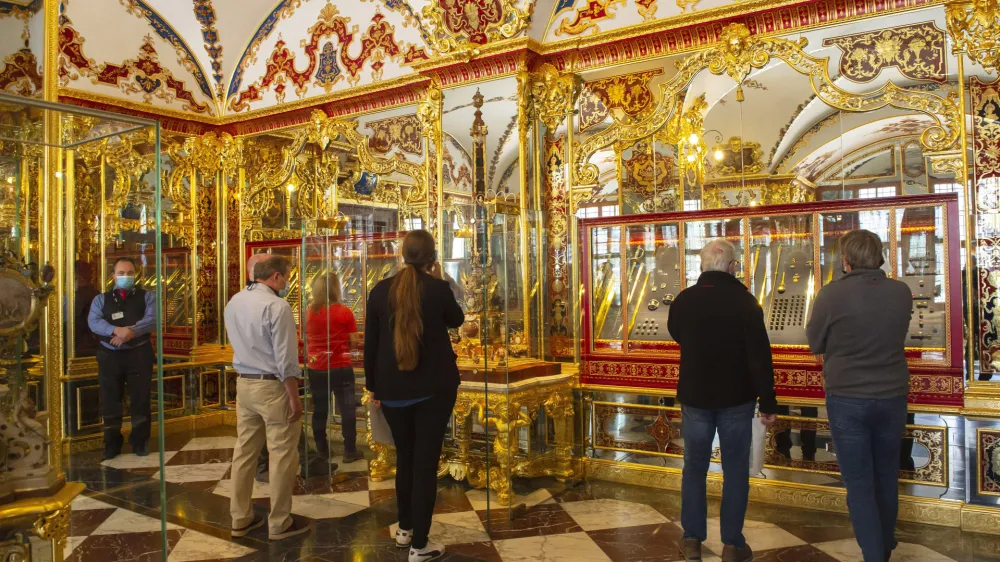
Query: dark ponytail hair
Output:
[[390, 230, 436, 371]]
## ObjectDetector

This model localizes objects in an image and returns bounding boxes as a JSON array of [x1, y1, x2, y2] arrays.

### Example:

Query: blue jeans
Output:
[[826, 394, 908, 562], [681, 400, 755, 548]]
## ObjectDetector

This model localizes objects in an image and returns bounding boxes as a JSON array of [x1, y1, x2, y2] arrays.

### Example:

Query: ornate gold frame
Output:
[[574, 23, 961, 188]]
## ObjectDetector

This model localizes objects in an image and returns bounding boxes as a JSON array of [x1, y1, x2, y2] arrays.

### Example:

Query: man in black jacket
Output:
[[88, 257, 156, 460], [667, 238, 777, 562]]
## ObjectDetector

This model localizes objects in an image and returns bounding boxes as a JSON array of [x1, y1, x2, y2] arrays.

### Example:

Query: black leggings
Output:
[[307, 367, 358, 454], [381, 391, 457, 550]]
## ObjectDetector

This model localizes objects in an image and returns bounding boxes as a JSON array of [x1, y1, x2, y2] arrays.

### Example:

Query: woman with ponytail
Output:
[[363, 230, 464, 562]]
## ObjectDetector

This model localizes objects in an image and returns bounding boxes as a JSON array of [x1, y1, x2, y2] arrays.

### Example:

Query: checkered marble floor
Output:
[[64, 429, 1000, 562]]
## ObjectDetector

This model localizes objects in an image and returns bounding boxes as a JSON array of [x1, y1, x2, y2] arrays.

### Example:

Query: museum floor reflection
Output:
[[62, 426, 1000, 562]]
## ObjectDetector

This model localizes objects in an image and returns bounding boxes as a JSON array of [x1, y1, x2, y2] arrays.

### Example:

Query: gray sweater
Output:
[[805, 269, 912, 399]]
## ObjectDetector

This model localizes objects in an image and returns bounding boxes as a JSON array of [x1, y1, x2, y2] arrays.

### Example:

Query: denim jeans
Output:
[[826, 394, 908, 562], [681, 400, 755, 548]]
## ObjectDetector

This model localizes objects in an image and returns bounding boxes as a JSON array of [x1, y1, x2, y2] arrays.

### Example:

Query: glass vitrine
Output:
[[580, 193, 962, 406]]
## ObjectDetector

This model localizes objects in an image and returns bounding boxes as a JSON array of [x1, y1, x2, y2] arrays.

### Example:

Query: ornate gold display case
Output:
[[580, 194, 965, 508], [581, 193, 963, 406], [0, 94, 166, 560]]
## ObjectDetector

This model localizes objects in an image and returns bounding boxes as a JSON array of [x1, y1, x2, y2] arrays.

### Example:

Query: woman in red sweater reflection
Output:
[[305, 272, 362, 465]]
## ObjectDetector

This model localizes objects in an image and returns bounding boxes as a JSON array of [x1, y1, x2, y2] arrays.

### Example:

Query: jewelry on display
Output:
[[648, 299, 660, 311], [777, 271, 787, 294], [792, 273, 800, 284]]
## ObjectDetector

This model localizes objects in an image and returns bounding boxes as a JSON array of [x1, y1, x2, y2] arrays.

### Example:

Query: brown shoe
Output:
[[721, 544, 753, 562], [681, 538, 702, 560], [269, 518, 311, 541]]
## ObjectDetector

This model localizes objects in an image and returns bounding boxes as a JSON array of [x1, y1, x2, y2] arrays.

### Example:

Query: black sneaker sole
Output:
[[231, 517, 265, 538], [269, 522, 311, 541]]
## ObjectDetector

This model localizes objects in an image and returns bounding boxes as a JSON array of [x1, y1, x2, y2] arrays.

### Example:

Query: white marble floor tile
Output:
[[389, 511, 489, 546], [154, 463, 232, 483], [180, 437, 237, 451], [63, 536, 85, 560], [466, 487, 553, 511], [329, 490, 371, 508], [702, 518, 805, 555], [560, 499, 668, 531], [494, 532, 611, 562], [368, 477, 395, 490], [212, 479, 271, 499], [166, 529, 257, 561], [335, 455, 369, 473], [100, 451, 177, 469], [815, 539, 957, 562], [71, 495, 116, 511], [92, 509, 182, 535], [290, 494, 368, 519]]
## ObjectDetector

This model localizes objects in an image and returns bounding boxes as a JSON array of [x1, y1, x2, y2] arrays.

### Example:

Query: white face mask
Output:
[[277, 275, 290, 298]]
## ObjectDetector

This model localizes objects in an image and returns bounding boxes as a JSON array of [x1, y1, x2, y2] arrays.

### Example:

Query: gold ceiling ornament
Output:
[[420, 0, 532, 57], [241, 110, 426, 235], [710, 136, 765, 177], [946, 0, 1000, 74], [927, 150, 967, 185], [103, 128, 156, 214], [657, 95, 709, 185], [524, 63, 582, 131], [575, 22, 961, 187], [181, 131, 244, 178]]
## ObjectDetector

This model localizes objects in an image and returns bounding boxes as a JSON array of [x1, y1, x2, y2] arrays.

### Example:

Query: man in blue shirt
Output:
[[87, 256, 156, 460]]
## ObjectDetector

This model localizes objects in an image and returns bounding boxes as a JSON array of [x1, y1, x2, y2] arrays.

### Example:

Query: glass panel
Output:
[[897, 205, 948, 355], [590, 225, 623, 349], [819, 209, 892, 285], [626, 223, 680, 344], [749, 214, 815, 346], [685, 218, 744, 287]]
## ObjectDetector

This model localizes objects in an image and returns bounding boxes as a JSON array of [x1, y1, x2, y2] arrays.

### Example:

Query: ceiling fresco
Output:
[[53, 0, 541, 117]]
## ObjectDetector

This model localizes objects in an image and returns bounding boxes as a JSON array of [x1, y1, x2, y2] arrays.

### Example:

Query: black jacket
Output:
[[363, 270, 465, 401], [667, 271, 778, 414]]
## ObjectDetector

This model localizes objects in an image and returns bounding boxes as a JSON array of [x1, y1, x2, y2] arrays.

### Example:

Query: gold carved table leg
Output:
[[545, 387, 577, 481], [364, 393, 395, 481]]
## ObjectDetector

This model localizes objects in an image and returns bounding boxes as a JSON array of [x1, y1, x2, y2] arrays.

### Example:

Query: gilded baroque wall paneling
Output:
[[822, 22, 947, 84]]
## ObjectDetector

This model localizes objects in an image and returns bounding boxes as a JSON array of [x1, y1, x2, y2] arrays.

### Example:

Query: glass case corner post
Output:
[[153, 123, 169, 551]]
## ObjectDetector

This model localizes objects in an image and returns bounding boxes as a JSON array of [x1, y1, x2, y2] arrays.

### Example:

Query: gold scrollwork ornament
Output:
[[574, 22, 961, 187], [946, 0, 1000, 74]]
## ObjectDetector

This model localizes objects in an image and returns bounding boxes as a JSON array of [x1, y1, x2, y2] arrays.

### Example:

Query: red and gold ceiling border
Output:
[[58, 0, 944, 134], [541, 0, 945, 71]]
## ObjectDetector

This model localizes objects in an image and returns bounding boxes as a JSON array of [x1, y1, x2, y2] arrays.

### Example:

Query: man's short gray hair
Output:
[[255, 256, 291, 281], [700, 238, 738, 273]]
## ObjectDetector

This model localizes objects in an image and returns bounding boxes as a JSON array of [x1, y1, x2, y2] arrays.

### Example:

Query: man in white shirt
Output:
[[225, 256, 309, 541]]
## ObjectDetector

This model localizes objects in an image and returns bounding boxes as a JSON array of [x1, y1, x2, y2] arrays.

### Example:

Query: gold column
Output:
[[957, 54, 976, 384], [516, 71, 536, 356]]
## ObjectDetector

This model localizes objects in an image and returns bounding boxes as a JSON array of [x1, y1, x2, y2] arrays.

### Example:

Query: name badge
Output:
[[111, 312, 124, 320]]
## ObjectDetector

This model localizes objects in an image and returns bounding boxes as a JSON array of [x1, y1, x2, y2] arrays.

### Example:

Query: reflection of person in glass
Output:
[[667, 238, 777, 562], [806, 230, 911, 562], [87, 257, 156, 460], [305, 272, 362, 465], [74, 260, 100, 358], [365, 230, 464, 562]]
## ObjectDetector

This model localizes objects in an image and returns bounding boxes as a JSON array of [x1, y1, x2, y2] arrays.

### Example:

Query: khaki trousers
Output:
[[230, 377, 302, 536]]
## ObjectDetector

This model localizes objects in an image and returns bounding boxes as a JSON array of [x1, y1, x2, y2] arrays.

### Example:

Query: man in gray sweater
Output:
[[806, 229, 912, 562]]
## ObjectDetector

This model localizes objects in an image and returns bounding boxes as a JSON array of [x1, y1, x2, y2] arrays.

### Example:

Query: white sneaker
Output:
[[409, 540, 445, 562], [395, 528, 413, 548]]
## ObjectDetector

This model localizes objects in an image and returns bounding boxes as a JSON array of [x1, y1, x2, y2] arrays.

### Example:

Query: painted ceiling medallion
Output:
[[229, 4, 420, 112], [556, 0, 626, 36], [823, 22, 947, 84], [365, 114, 423, 155], [421, 0, 532, 54], [579, 69, 663, 132], [59, 15, 211, 115]]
